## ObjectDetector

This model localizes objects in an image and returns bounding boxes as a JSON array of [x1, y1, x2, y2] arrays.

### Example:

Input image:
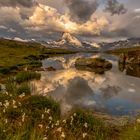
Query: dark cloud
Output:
[[0, 0, 36, 7], [64, 0, 98, 23], [105, 0, 127, 15]]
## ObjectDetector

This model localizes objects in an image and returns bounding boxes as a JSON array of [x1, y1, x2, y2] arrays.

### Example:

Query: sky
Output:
[[0, 0, 139, 42]]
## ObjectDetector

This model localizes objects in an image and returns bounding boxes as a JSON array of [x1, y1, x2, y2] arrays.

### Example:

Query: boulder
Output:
[[75, 57, 112, 74]]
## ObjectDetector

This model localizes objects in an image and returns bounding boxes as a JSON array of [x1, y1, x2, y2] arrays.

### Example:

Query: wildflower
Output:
[[45, 109, 50, 114], [137, 119, 140, 124], [3, 109, 5, 113], [4, 100, 9, 108], [19, 93, 25, 98], [42, 114, 44, 119], [5, 92, 8, 95], [12, 100, 16, 105], [70, 116, 74, 125], [3, 130, 6, 133], [38, 124, 43, 129], [55, 120, 60, 126], [82, 133, 87, 138], [0, 102, 2, 106], [56, 127, 62, 132], [18, 102, 22, 106], [49, 116, 52, 120], [43, 136, 47, 140], [51, 124, 54, 128], [84, 123, 88, 128], [60, 132, 65, 138], [22, 113, 26, 122], [73, 113, 77, 117], [13, 105, 17, 109], [62, 119, 66, 124], [46, 126, 49, 130], [5, 119, 8, 124]]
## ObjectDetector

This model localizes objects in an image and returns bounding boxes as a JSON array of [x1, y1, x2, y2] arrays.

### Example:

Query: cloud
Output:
[[105, 0, 127, 15], [63, 0, 98, 23], [26, 4, 108, 35], [0, 0, 36, 7]]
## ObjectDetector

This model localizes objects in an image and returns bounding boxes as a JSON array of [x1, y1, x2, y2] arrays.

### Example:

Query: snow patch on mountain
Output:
[[55, 33, 82, 47]]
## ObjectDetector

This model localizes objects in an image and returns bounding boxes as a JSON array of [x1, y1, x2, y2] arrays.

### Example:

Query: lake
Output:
[[33, 53, 140, 117]]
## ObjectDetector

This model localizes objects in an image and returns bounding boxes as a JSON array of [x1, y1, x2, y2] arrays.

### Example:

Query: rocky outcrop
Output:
[[75, 57, 112, 74], [119, 53, 140, 65]]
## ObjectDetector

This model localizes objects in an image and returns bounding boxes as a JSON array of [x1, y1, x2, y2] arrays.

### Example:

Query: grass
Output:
[[106, 46, 140, 55], [0, 38, 76, 82], [16, 71, 41, 83], [0, 74, 140, 139], [0, 73, 120, 140]]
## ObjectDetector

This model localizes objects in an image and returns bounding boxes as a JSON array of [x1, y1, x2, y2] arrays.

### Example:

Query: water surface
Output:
[[34, 53, 140, 116]]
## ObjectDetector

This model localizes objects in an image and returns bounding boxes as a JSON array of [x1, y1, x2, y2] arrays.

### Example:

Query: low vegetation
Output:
[[0, 38, 75, 82], [106, 46, 140, 55], [0, 39, 140, 139]]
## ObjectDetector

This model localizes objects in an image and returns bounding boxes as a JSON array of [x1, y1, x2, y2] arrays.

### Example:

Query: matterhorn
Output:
[[56, 32, 82, 47]]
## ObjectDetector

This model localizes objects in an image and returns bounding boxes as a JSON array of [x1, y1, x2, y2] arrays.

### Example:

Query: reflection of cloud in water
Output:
[[42, 54, 83, 69], [33, 53, 140, 116], [47, 77, 96, 114], [100, 85, 121, 100]]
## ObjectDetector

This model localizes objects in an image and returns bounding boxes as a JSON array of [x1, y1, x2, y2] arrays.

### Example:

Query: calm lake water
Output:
[[34, 53, 140, 117]]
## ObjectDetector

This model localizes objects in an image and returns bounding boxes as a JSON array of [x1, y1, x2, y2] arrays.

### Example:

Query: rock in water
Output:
[[75, 57, 112, 74]]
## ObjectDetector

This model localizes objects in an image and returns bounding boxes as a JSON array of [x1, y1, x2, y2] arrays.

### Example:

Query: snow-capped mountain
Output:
[[56, 32, 82, 47], [45, 32, 100, 51], [82, 41, 100, 48]]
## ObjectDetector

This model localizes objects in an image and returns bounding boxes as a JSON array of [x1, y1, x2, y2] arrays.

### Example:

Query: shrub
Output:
[[21, 96, 60, 120], [16, 71, 41, 83], [16, 83, 31, 96]]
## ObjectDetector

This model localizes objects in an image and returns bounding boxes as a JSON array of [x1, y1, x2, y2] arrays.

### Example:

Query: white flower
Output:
[[46, 126, 49, 129], [55, 120, 60, 126], [60, 132, 65, 138], [56, 127, 62, 132], [46, 109, 50, 114], [41, 114, 44, 119], [49, 116, 52, 120], [62, 119, 66, 124], [18, 102, 22, 106], [5, 92, 8, 95], [22, 113, 26, 122], [0, 102, 2, 106], [82, 133, 87, 138], [4, 100, 9, 108], [73, 113, 77, 117], [43, 136, 47, 140], [13, 105, 17, 109], [38, 124, 43, 129], [84, 123, 88, 128], [5, 119, 8, 124], [3, 109, 5, 113], [137, 119, 140, 123], [19, 93, 25, 98], [12, 100, 16, 105]]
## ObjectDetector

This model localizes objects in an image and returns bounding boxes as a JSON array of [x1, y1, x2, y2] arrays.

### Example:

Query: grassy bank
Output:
[[106, 46, 140, 55], [0, 39, 75, 82]]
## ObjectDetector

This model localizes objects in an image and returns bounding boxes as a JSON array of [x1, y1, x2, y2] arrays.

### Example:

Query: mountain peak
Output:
[[57, 32, 82, 47]]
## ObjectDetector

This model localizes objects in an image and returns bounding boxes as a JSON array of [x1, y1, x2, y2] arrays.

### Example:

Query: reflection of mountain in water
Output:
[[33, 53, 140, 116]]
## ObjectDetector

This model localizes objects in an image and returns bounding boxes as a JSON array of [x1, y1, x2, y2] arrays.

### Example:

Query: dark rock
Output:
[[75, 57, 112, 74], [45, 66, 56, 71]]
